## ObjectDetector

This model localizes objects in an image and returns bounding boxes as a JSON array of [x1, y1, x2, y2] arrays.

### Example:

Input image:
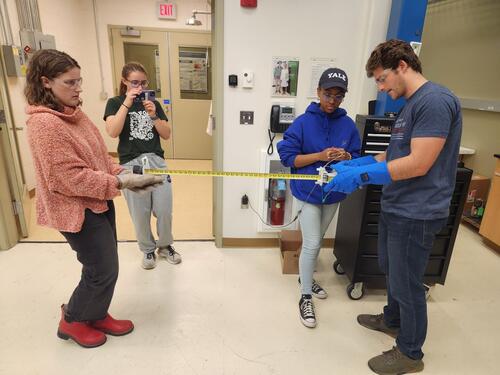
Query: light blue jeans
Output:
[[296, 199, 339, 295], [122, 153, 173, 254]]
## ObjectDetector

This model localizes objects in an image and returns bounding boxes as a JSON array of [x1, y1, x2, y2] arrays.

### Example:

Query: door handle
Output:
[[15, 127, 24, 130]]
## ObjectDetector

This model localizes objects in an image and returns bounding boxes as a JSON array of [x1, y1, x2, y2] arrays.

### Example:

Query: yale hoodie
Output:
[[26, 105, 123, 232], [277, 102, 361, 204]]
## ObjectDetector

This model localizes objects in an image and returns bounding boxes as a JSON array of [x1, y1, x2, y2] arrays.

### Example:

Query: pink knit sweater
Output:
[[26, 105, 123, 233]]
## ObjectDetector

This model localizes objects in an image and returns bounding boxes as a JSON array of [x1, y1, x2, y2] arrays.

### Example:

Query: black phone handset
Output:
[[267, 105, 280, 155], [270, 105, 281, 133]]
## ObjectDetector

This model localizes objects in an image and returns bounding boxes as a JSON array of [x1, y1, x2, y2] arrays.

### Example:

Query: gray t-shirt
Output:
[[381, 81, 462, 220]]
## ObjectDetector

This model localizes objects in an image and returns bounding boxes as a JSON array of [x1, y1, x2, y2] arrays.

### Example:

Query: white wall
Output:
[[5, 0, 210, 190], [222, 0, 391, 239], [4, 0, 392, 240]]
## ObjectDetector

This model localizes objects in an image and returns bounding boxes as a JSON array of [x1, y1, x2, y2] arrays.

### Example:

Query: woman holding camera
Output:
[[104, 62, 180, 270]]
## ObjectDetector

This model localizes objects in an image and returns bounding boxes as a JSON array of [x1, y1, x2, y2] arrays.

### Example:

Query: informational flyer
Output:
[[308, 58, 336, 98], [179, 49, 208, 93]]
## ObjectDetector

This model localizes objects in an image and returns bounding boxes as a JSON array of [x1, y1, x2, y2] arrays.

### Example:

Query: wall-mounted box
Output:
[[20, 30, 56, 52], [1, 46, 26, 77], [34, 32, 56, 50]]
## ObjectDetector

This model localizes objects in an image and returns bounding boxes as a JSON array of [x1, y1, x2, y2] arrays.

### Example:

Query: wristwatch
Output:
[[150, 114, 159, 121]]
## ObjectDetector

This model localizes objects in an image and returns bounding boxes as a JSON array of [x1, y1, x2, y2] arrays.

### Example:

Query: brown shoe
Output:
[[357, 313, 399, 338], [368, 346, 424, 374]]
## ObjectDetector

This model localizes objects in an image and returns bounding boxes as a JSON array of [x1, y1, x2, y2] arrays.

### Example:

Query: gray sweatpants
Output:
[[122, 153, 173, 254], [296, 199, 339, 295]]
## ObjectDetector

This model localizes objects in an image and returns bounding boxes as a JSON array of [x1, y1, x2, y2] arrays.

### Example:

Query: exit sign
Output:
[[157, 2, 177, 19]]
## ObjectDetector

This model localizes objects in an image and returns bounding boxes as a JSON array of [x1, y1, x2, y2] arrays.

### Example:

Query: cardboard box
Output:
[[279, 230, 302, 274], [464, 175, 491, 217]]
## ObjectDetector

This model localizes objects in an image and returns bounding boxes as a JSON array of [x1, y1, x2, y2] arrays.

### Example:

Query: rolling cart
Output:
[[333, 115, 472, 300]]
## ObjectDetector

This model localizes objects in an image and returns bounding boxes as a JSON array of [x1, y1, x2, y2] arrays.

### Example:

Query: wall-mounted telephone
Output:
[[270, 104, 295, 133], [268, 104, 296, 155]]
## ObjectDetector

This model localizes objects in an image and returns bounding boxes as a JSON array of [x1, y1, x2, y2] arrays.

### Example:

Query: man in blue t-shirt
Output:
[[324, 39, 462, 374]]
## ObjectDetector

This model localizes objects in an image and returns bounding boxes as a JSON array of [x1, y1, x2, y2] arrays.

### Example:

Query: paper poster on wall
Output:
[[271, 57, 300, 97], [308, 58, 336, 98], [179, 48, 208, 93]]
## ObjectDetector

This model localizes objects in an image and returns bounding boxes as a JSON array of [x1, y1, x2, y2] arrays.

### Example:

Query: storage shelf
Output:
[[461, 215, 482, 229]]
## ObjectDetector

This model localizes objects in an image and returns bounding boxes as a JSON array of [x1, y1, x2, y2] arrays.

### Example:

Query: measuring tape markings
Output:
[[143, 168, 327, 182]]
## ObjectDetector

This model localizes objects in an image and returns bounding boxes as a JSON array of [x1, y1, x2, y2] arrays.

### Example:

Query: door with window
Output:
[[168, 31, 212, 159], [110, 28, 173, 158], [110, 27, 212, 160]]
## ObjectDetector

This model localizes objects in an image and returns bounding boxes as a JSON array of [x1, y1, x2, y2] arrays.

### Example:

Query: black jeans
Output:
[[60, 201, 119, 322], [378, 211, 446, 360]]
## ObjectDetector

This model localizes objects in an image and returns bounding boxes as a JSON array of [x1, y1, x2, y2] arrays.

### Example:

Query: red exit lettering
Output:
[[160, 4, 173, 16]]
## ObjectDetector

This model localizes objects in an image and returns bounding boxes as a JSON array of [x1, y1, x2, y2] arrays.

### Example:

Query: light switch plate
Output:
[[240, 111, 254, 125]]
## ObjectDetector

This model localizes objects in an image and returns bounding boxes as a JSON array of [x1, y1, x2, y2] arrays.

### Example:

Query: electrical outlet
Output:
[[241, 194, 249, 209]]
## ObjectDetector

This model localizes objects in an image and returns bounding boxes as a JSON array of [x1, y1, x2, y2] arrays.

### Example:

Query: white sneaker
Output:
[[142, 252, 156, 269], [311, 280, 328, 299], [299, 295, 316, 328], [158, 245, 182, 265], [298, 278, 328, 299]]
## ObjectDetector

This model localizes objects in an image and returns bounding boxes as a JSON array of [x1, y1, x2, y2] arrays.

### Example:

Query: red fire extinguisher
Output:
[[269, 179, 286, 225]]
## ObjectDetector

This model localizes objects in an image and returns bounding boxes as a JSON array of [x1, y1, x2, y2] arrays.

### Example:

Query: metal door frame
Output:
[[0, 50, 29, 248]]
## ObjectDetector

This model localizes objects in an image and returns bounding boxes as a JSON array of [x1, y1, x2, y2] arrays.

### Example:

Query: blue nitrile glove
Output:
[[324, 161, 392, 194], [332, 155, 378, 174]]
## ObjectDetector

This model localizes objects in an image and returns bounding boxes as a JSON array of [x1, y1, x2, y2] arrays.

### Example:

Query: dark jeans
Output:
[[60, 201, 119, 322], [378, 211, 446, 360]]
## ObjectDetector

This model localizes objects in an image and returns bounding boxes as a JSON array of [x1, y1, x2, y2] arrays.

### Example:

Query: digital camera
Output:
[[134, 90, 156, 102]]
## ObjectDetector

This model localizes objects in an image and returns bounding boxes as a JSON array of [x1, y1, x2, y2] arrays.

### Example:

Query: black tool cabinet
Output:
[[333, 115, 472, 300]]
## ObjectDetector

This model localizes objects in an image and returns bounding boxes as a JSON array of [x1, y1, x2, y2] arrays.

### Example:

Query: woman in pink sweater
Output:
[[25, 49, 163, 348]]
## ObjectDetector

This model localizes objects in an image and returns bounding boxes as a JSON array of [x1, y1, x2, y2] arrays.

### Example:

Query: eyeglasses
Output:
[[321, 92, 345, 103], [57, 77, 83, 89], [127, 79, 149, 88], [375, 69, 393, 85]]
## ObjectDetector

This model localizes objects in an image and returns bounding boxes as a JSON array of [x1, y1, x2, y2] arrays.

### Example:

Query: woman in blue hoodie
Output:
[[277, 68, 361, 328]]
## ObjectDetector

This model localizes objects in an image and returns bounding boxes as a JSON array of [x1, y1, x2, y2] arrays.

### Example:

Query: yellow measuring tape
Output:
[[141, 168, 335, 184]]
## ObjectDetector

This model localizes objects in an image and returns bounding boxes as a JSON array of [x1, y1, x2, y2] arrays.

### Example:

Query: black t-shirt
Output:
[[103, 95, 168, 164]]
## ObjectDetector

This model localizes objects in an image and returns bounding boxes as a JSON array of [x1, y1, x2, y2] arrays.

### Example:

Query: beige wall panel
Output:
[[420, 0, 500, 177]]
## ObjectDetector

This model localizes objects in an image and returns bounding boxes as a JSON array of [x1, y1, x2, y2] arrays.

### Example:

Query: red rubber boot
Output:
[[91, 313, 134, 336], [57, 305, 107, 348]]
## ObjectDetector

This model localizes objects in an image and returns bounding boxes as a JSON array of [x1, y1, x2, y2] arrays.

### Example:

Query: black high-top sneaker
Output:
[[299, 295, 316, 328]]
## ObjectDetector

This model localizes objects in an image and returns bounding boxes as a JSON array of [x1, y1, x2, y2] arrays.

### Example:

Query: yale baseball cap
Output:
[[318, 68, 348, 92]]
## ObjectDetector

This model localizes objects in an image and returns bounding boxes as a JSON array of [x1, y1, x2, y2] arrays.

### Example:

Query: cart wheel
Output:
[[333, 260, 345, 275], [347, 282, 365, 300]]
